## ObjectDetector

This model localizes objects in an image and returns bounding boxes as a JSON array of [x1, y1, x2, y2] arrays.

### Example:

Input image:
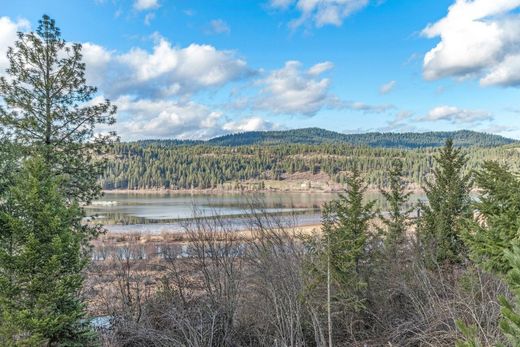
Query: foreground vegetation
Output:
[[90, 140, 520, 347], [0, 15, 115, 345], [1, 15, 520, 347]]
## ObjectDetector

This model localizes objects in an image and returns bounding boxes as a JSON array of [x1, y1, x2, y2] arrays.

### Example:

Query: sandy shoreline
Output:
[[94, 222, 323, 245]]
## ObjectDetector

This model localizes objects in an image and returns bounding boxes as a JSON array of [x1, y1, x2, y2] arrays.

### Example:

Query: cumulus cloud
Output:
[[134, 0, 159, 11], [421, 105, 493, 123], [0, 17, 30, 71], [82, 36, 252, 98], [208, 19, 231, 34], [112, 98, 279, 140], [255, 61, 333, 116], [246, 60, 392, 117], [422, 0, 520, 86], [223, 116, 275, 132], [113, 96, 224, 140], [379, 80, 396, 94], [270, 0, 370, 28]]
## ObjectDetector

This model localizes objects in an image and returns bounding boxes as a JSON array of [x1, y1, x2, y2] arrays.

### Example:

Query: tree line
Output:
[[150, 127, 516, 148], [100, 142, 520, 190]]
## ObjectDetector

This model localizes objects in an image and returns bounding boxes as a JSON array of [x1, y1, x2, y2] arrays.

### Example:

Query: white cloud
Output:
[[347, 101, 394, 113], [208, 19, 231, 34], [113, 96, 224, 140], [422, 105, 492, 123], [270, 0, 370, 28], [308, 61, 334, 75], [379, 80, 396, 94], [0, 17, 30, 72], [481, 54, 520, 86], [223, 116, 275, 132], [422, 0, 520, 86], [255, 60, 333, 116], [243, 60, 391, 117], [112, 98, 280, 140], [134, 0, 159, 11], [82, 36, 252, 98]]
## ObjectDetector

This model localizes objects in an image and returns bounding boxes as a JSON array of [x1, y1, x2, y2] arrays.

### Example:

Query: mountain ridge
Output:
[[135, 128, 516, 149]]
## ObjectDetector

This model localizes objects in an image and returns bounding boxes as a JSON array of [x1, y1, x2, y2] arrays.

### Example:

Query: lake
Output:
[[86, 191, 426, 234]]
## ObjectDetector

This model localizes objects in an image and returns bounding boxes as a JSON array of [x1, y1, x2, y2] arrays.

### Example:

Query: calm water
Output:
[[86, 191, 426, 233]]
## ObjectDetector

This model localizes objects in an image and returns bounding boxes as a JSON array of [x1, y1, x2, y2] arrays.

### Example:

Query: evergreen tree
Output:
[[0, 158, 99, 346], [418, 139, 473, 265], [322, 166, 376, 304], [499, 246, 520, 346], [0, 15, 113, 345], [318, 167, 375, 345], [378, 159, 413, 257], [459, 163, 520, 345], [0, 140, 17, 195], [463, 161, 520, 274], [0, 15, 116, 203]]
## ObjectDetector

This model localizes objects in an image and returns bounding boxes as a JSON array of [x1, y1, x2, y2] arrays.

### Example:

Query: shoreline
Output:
[[93, 222, 324, 244], [102, 187, 426, 195]]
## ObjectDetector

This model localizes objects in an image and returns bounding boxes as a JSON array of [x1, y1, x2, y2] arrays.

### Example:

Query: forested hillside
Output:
[[139, 128, 516, 148], [101, 142, 520, 190], [133, 128, 516, 149]]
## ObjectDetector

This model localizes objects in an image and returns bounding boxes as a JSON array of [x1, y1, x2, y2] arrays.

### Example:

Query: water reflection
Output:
[[86, 191, 427, 233]]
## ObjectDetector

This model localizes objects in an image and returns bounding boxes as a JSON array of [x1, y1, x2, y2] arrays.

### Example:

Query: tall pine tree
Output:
[[0, 15, 116, 204], [319, 166, 376, 345], [0, 15, 114, 344], [418, 139, 473, 265]]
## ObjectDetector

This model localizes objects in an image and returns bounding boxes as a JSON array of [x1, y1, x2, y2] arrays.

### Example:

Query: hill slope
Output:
[[206, 128, 516, 148]]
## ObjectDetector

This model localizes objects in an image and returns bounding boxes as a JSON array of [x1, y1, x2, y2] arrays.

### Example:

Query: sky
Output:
[[1, 0, 520, 140]]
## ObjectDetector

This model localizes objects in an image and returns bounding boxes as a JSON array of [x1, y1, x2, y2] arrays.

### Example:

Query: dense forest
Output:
[[100, 141, 520, 190], [137, 128, 517, 148]]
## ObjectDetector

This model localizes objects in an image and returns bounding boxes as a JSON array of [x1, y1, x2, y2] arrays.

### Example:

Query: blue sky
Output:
[[1, 0, 520, 139]]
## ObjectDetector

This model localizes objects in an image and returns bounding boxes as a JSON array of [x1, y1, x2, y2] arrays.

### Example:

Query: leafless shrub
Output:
[[92, 207, 507, 347]]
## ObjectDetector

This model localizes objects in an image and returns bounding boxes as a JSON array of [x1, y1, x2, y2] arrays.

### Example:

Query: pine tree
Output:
[[418, 139, 473, 265], [458, 162, 520, 345], [0, 140, 17, 195], [499, 246, 520, 346], [322, 166, 376, 305], [378, 159, 413, 257], [0, 15, 116, 203], [463, 161, 520, 274], [0, 15, 113, 345], [318, 167, 375, 345], [0, 158, 99, 346]]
